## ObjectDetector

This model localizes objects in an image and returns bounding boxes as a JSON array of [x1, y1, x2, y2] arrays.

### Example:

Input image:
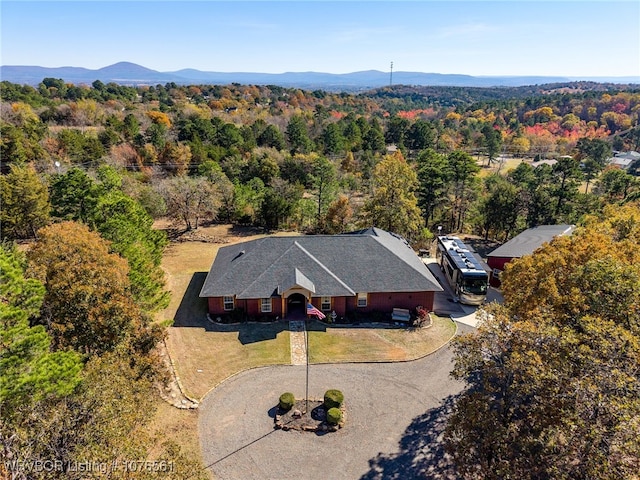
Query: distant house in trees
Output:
[[199, 228, 442, 320], [530, 159, 558, 169], [486, 224, 575, 288], [607, 151, 640, 170]]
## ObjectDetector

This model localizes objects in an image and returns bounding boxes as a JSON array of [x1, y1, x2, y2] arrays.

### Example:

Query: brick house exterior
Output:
[[200, 228, 442, 320]]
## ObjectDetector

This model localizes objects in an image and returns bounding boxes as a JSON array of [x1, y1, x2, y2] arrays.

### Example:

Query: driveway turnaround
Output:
[[198, 323, 472, 480]]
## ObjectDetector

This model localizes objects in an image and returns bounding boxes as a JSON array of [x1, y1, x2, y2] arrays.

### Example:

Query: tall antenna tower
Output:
[[390, 61, 394, 87]]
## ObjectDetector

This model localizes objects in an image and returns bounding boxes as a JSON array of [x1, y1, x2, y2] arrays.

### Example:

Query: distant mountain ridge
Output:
[[2, 61, 639, 91]]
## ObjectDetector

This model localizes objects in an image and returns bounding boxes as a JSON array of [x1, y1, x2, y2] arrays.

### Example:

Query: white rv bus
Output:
[[435, 236, 488, 306]]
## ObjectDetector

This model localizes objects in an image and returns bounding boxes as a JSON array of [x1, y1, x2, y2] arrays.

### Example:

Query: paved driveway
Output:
[[198, 323, 473, 480]]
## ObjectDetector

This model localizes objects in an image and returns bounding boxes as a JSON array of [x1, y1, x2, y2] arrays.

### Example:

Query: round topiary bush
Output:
[[323, 389, 344, 409], [279, 392, 295, 411], [326, 407, 342, 425]]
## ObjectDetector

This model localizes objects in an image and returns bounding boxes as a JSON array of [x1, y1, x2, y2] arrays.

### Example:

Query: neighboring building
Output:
[[199, 228, 443, 320], [486, 224, 575, 288], [531, 159, 558, 169], [607, 151, 640, 171]]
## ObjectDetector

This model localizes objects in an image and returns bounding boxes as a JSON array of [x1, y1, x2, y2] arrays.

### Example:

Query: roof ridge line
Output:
[[371, 235, 436, 281], [293, 241, 356, 295], [236, 239, 299, 298]]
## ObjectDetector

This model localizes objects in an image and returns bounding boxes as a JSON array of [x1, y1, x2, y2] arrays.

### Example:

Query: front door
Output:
[[287, 293, 307, 319]]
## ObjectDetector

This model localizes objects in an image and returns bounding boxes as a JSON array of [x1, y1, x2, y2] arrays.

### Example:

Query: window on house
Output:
[[321, 296, 331, 311], [492, 268, 502, 280], [223, 296, 234, 311], [357, 292, 367, 307], [261, 298, 272, 313]]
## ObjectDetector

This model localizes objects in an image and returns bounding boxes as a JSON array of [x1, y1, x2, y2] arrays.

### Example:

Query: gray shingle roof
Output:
[[487, 224, 575, 259], [199, 228, 442, 299]]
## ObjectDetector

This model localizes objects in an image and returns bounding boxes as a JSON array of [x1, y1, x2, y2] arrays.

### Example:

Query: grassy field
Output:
[[157, 224, 294, 399], [145, 400, 204, 472], [167, 321, 291, 399], [308, 316, 456, 363], [476, 155, 525, 177]]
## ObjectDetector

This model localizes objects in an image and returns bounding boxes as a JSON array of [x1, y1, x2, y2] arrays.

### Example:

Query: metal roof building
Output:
[[486, 224, 575, 287]]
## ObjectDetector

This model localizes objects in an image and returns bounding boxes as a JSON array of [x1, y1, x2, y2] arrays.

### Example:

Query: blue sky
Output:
[[2, 1, 639, 77]]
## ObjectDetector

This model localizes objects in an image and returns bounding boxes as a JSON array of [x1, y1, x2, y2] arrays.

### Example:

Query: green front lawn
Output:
[[307, 316, 456, 363]]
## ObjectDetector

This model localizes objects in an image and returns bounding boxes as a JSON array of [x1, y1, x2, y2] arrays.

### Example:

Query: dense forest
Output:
[[2, 79, 639, 243], [1, 78, 640, 478]]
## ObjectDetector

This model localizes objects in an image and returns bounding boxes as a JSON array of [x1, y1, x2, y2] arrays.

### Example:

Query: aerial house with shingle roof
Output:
[[199, 228, 442, 320]]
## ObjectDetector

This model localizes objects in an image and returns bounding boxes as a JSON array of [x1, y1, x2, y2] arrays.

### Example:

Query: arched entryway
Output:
[[287, 293, 307, 319]]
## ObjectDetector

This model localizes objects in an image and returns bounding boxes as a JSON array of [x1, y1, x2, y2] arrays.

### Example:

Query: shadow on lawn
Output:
[[360, 395, 459, 480], [173, 272, 209, 328], [172, 272, 290, 345]]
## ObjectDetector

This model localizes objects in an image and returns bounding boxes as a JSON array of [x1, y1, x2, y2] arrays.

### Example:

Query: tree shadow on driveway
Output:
[[360, 395, 459, 480]]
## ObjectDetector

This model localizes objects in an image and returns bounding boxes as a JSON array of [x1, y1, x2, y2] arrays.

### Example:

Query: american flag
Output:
[[307, 303, 326, 319]]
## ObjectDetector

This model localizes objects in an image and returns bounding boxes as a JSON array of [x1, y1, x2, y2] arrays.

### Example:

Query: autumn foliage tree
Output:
[[323, 194, 353, 234], [48, 167, 170, 312], [1, 231, 197, 480], [361, 151, 424, 240], [0, 163, 51, 239], [445, 203, 640, 479], [27, 222, 143, 356]]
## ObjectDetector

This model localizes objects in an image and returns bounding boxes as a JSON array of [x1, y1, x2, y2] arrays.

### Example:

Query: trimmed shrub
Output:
[[279, 392, 295, 411], [327, 407, 342, 425], [323, 389, 344, 409]]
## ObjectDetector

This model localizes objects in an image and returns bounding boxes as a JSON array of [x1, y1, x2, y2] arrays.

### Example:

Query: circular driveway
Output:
[[198, 322, 472, 480]]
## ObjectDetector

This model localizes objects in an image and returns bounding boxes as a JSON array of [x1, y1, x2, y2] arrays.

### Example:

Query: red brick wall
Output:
[[207, 292, 435, 317], [341, 291, 435, 314], [208, 297, 225, 315], [309, 297, 348, 317], [332, 296, 346, 316], [309, 297, 321, 311], [246, 298, 282, 317], [207, 297, 282, 318], [487, 256, 512, 288], [366, 291, 434, 313]]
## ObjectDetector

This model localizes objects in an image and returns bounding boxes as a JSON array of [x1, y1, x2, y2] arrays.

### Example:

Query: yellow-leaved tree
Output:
[[445, 203, 640, 479], [360, 151, 424, 241]]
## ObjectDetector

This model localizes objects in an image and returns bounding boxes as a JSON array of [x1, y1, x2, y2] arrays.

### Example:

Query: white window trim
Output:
[[261, 298, 272, 313], [357, 292, 367, 307], [321, 296, 331, 311], [223, 295, 234, 311]]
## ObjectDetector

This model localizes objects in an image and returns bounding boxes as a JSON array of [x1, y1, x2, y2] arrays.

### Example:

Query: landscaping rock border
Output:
[[157, 339, 199, 409]]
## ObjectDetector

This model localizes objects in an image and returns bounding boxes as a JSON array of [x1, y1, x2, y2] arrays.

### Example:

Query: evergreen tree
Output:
[[285, 115, 313, 154], [0, 243, 82, 413], [417, 148, 450, 225]]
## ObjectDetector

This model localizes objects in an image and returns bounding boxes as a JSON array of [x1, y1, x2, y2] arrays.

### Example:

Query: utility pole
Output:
[[390, 61, 394, 87]]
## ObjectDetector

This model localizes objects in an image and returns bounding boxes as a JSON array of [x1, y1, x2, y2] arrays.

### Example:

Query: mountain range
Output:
[[2, 62, 639, 91]]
